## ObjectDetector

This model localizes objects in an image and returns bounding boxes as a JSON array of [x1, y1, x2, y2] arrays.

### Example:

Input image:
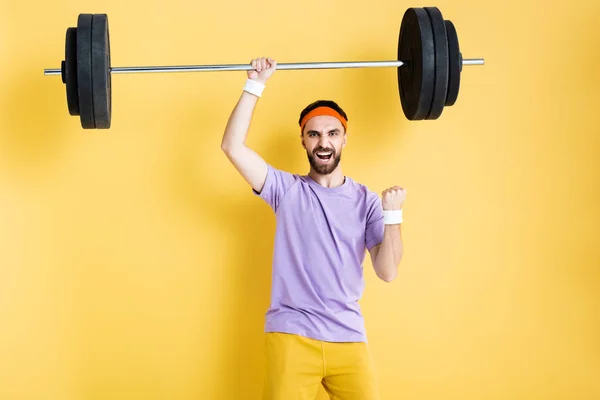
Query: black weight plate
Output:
[[91, 14, 111, 128], [65, 27, 80, 116], [398, 8, 435, 120], [445, 20, 461, 106], [424, 7, 449, 119], [77, 14, 95, 128]]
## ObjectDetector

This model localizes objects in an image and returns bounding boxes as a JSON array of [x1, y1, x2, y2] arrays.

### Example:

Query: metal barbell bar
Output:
[[44, 59, 483, 75]]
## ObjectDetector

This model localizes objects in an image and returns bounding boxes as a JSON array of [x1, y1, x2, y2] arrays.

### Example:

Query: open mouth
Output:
[[315, 151, 333, 161]]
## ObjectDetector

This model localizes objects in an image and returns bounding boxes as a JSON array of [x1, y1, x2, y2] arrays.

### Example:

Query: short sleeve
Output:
[[365, 191, 384, 250], [253, 164, 297, 212]]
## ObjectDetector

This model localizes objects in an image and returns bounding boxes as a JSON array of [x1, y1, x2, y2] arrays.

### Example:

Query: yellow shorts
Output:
[[262, 332, 380, 400]]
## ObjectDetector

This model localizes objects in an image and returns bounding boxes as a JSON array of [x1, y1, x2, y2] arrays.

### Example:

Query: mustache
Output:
[[312, 147, 335, 154]]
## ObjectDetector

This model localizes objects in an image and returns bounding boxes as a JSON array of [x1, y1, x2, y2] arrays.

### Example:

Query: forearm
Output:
[[221, 91, 259, 151], [374, 224, 403, 282]]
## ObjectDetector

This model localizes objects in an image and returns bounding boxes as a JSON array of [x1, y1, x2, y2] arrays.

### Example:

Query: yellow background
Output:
[[1, 0, 599, 398]]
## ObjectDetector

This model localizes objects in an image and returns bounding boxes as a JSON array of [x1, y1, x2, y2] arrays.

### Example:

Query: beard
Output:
[[307, 147, 342, 175]]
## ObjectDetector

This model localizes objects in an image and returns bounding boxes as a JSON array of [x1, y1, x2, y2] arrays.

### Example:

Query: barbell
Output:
[[44, 7, 484, 129]]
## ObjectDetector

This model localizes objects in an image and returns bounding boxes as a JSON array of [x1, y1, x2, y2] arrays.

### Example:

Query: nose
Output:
[[318, 134, 329, 148]]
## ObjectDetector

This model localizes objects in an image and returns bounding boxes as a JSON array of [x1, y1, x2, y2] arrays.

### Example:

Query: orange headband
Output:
[[300, 106, 348, 132]]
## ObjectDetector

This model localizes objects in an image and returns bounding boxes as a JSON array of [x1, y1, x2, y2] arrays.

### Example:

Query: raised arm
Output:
[[369, 186, 407, 282], [221, 57, 277, 194]]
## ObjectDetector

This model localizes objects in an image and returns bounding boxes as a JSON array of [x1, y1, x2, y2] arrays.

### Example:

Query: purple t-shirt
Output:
[[253, 164, 384, 342]]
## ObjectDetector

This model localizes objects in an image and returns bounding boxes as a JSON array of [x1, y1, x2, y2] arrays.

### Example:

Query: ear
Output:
[[300, 133, 306, 149], [342, 131, 348, 148]]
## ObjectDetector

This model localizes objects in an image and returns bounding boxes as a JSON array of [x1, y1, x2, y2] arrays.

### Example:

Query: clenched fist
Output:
[[381, 186, 407, 211], [248, 57, 277, 85]]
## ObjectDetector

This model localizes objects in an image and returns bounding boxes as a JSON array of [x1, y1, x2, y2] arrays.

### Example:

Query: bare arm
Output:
[[220, 57, 277, 193], [369, 225, 403, 282], [221, 92, 268, 193], [368, 186, 407, 282]]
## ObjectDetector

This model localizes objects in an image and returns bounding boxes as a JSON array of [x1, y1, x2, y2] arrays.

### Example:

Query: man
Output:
[[221, 57, 406, 399]]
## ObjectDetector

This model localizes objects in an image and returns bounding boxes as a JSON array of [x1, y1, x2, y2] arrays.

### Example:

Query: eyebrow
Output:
[[307, 129, 340, 135]]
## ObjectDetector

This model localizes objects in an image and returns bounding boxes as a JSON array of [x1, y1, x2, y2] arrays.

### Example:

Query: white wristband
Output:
[[383, 209, 403, 224], [243, 78, 265, 97]]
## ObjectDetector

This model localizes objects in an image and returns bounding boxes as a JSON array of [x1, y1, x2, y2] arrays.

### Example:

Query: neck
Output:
[[308, 166, 345, 188]]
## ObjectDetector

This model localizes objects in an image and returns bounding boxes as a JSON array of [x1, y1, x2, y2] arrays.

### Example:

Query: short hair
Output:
[[298, 100, 348, 130]]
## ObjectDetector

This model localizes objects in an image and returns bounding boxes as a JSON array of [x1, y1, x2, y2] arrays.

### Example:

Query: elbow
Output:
[[220, 141, 236, 156], [375, 257, 402, 283], [220, 140, 231, 153], [220, 132, 234, 153], [379, 271, 397, 283], [372, 245, 403, 283], [376, 265, 398, 283], [221, 139, 244, 155]]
